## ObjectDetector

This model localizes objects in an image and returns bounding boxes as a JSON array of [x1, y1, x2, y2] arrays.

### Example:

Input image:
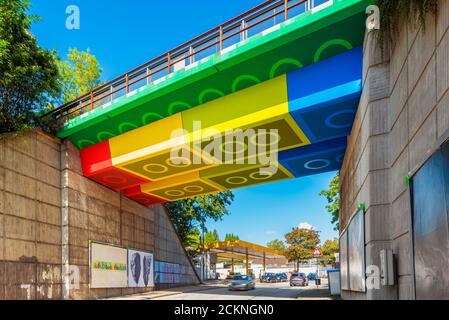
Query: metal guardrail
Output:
[[44, 0, 326, 122]]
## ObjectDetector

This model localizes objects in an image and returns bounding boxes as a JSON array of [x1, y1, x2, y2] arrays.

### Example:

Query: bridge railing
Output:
[[43, 0, 331, 123]]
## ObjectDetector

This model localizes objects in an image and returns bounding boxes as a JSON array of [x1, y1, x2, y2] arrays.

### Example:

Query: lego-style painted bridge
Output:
[[45, 0, 370, 206]]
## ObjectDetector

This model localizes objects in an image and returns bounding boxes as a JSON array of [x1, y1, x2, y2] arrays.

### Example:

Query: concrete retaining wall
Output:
[[0, 130, 199, 300]]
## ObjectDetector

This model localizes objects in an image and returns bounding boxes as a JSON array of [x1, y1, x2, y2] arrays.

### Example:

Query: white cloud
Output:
[[265, 230, 278, 236], [298, 222, 314, 230]]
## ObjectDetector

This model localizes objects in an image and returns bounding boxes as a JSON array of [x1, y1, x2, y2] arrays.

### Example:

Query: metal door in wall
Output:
[[412, 142, 449, 300]]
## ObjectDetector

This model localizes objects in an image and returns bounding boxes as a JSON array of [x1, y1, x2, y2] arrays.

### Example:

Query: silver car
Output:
[[228, 275, 256, 291], [290, 272, 308, 287]]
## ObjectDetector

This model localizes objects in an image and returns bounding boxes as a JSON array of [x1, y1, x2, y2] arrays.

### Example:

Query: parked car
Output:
[[223, 272, 241, 284], [261, 272, 277, 283], [307, 273, 318, 281], [290, 272, 309, 287], [228, 275, 256, 291], [275, 273, 288, 282]]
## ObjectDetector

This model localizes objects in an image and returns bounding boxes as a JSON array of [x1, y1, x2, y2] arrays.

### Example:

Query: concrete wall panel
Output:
[[341, 3, 449, 299], [0, 130, 199, 299]]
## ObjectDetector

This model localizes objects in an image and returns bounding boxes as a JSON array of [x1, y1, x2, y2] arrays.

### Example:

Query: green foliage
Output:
[[321, 238, 339, 266], [165, 191, 234, 251], [375, 0, 438, 53], [56, 48, 102, 104], [224, 233, 240, 242], [41, 48, 103, 132], [186, 228, 201, 250], [319, 174, 340, 231], [204, 229, 220, 245], [284, 227, 320, 268], [267, 239, 286, 252], [0, 0, 59, 133]]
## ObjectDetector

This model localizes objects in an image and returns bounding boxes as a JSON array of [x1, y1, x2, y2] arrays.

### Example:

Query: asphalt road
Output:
[[153, 282, 329, 300]]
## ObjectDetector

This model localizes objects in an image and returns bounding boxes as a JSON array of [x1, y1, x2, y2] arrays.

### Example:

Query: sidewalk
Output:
[[295, 281, 337, 300], [106, 281, 223, 300]]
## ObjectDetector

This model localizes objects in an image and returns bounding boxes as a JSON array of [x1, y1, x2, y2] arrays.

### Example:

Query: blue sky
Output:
[[29, 0, 338, 245], [207, 172, 338, 244]]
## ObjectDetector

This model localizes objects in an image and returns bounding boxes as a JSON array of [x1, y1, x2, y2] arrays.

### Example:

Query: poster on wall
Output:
[[128, 249, 154, 288], [90, 242, 128, 289], [348, 210, 365, 292]]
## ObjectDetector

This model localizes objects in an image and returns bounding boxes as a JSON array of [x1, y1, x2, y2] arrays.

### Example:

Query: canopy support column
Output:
[[246, 248, 249, 275], [263, 252, 266, 272]]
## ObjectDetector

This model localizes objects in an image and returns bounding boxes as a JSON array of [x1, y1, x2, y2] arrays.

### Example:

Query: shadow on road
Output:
[[156, 282, 332, 300]]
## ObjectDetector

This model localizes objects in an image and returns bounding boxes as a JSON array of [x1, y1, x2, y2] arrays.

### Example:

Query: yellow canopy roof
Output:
[[204, 240, 284, 259]]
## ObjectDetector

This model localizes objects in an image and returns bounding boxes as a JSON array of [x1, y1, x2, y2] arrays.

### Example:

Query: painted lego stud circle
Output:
[[220, 141, 248, 154], [184, 185, 204, 193], [143, 163, 169, 174], [165, 190, 185, 197], [250, 131, 281, 147], [304, 159, 331, 170], [166, 157, 192, 168], [225, 176, 249, 185], [249, 171, 273, 181], [325, 109, 355, 129], [102, 175, 128, 185]]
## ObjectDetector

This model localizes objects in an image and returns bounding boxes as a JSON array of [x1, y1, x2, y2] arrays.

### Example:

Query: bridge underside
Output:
[[57, 0, 368, 206]]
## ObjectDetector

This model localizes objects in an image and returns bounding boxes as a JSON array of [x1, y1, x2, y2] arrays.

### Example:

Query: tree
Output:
[[165, 191, 234, 254], [185, 227, 201, 251], [267, 239, 286, 253], [224, 233, 240, 242], [204, 229, 220, 245], [319, 174, 340, 231], [0, 0, 59, 133], [321, 238, 339, 266], [56, 48, 102, 104], [284, 227, 320, 270]]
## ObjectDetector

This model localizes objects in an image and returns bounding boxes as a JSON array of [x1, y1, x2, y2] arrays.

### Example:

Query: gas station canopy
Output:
[[204, 240, 284, 260]]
